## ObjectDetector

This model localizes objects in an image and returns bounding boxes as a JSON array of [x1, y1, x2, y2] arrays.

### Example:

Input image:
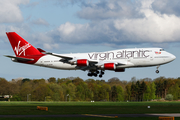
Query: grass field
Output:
[[0, 101, 180, 120], [0, 117, 169, 120]]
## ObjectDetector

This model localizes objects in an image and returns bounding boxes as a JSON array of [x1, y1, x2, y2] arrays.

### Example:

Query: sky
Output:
[[0, 0, 180, 81]]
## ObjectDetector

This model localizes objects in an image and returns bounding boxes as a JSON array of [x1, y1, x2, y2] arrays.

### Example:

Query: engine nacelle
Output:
[[103, 63, 116, 70], [75, 59, 89, 66]]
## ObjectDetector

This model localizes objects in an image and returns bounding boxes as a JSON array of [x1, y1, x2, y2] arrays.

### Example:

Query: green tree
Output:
[[57, 78, 70, 84], [19, 81, 32, 101], [143, 85, 151, 101], [168, 83, 179, 100], [165, 94, 173, 101], [61, 84, 69, 101], [135, 81, 141, 101], [86, 79, 96, 100], [125, 84, 131, 101], [48, 77, 56, 83], [0, 78, 10, 96], [101, 84, 111, 101], [33, 84, 50, 101], [111, 86, 117, 101], [154, 77, 165, 98], [48, 83, 64, 101], [72, 77, 83, 86], [116, 85, 124, 101], [150, 82, 156, 100], [131, 82, 136, 101], [22, 78, 31, 83], [67, 83, 76, 101], [76, 82, 90, 101], [93, 83, 101, 101], [140, 81, 147, 101]]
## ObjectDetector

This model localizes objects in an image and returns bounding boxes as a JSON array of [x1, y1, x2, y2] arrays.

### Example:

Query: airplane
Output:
[[5, 32, 176, 78]]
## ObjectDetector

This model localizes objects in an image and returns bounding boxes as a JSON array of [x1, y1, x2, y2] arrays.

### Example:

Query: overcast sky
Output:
[[0, 0, 180, 81]]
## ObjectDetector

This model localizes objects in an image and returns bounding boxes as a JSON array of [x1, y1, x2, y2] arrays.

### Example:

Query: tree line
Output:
[[0, 76, 179, 101]]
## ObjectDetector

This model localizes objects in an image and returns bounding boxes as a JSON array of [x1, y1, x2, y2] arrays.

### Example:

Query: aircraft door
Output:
[[40, 58, 44, 66], [150, 50, 154, 61]]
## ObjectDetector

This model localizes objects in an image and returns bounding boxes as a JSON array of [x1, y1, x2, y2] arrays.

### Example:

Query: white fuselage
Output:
[[35, 48, 176, 70]]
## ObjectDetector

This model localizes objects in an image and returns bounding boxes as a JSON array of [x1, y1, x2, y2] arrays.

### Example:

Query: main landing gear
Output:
[[156, 65, 160, 74], [88, 70, 104, 78]]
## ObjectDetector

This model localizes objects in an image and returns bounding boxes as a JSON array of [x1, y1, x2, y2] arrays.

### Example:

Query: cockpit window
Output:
[[160, 49, 164, 51]]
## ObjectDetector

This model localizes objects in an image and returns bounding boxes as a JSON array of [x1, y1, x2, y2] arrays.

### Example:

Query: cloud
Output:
[[152, 0, 180, 17], [114, 5, 180, 43], [77, 0, 141, 20], [42, 0, 180, 47], [27, 1, 39, 7], [0, 0, 29, 23], [2, 0, 180, 50], [0, 24, 31, 40], [53, 0, 84, 6], [49, 21, 112, 44], [31, 18, 49, 26], [43, 43, 59, 50]]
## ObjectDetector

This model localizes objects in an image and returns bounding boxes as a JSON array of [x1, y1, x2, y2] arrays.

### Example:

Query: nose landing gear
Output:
[[156, 65, 160, 74]]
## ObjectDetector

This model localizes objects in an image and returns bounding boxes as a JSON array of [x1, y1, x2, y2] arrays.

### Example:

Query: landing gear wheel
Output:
[[88, 70, 104, 77], [88, 73, 92, 76], [93, 73, 97, 77], [156, 70, 159, 74], [99, 74, 102, 78], [156, 65, 160, 74], [101, 71, 104, 75], [96, 71, 100, 74]]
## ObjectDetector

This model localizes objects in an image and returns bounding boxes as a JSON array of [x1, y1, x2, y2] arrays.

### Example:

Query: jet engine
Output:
[[71, 59, 89, 66], [102, 63, 116, 70]]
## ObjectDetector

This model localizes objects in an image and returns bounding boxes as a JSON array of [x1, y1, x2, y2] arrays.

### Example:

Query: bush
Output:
[[0, 98, 8, 101], [165, 94, 173, 101], [11, 94, 21, 101]]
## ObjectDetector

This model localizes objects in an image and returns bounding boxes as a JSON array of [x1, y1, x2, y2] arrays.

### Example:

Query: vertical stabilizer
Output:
[[6, 32, 42, 57]]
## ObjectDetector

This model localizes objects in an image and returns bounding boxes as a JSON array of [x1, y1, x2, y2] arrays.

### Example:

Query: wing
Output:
[[45, 52, 98, 64], [45, 52, 99, 71], [45, 52, 128, 71], [45, 52, 72, 60]]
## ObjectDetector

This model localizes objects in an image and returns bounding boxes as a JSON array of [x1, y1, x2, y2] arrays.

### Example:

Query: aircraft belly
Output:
[[36, 62, 76, 70], [52, 62, 76, 70], [35, 56, 76, 70]]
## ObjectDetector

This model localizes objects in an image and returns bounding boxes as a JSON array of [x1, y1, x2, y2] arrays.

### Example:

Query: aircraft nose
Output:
[[171, 54, 176, 61]]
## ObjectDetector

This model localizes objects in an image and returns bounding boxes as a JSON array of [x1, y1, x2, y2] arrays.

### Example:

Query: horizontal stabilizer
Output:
[[37, 48, 46, 53], [4, 55, 34, 62]]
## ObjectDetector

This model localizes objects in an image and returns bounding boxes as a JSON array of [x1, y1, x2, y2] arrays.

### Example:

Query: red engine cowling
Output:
[[76, 59, 89, 66], [103, 63, 116, 70]]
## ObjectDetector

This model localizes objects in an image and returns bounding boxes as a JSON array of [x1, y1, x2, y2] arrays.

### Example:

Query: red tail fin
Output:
[[6, 32, 42, 57]]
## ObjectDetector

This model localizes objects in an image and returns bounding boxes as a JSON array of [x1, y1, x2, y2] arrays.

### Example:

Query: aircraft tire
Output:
[[156, 70, 159, 74]]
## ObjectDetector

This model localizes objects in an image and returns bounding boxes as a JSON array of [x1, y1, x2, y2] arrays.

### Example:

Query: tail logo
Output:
[[14, 41, 31, 56]]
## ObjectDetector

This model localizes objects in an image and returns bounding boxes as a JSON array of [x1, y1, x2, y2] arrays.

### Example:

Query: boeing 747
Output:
[[5, 32, 176, 77]]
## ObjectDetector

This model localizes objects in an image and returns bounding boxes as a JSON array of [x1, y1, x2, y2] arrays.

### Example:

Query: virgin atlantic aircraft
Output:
[[5, 32, 176, 78]]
